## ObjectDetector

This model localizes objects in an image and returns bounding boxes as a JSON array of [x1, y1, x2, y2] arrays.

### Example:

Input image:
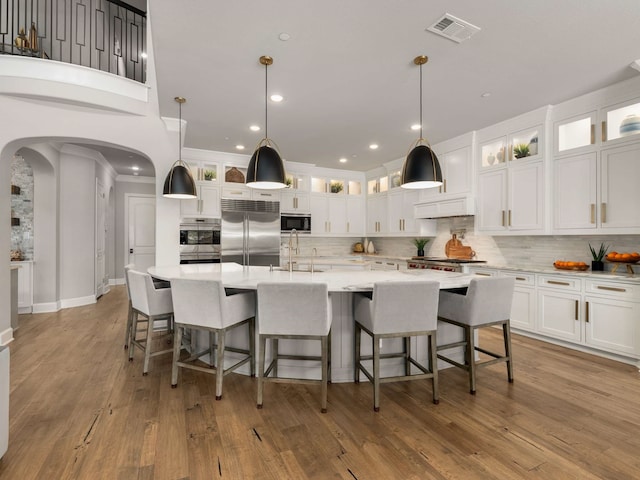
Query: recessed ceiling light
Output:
[[250, 125, 260, 131], [279, 32, 291, 41], [236, 145, 245, 150], [411, 124, 421, 131], [270, 94, 283, 102], [481, 92, 491, 98], [369, 144, 379, 150], [339, 158, 347, 163], [131, 166, 140, 171]]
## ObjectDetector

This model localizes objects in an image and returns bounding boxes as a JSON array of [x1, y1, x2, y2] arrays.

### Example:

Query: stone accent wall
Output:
[[10, 155, 34, 260]]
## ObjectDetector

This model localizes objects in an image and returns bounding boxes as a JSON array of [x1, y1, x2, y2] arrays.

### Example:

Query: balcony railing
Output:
[[0, 0, 146, 83]]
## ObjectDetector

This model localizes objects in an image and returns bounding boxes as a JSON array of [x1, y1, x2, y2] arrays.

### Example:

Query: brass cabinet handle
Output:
[[585, 301, 590, 323], [596, 285, 626, 292], [548, 280, 570, 286], [601, 121, 607, 142], [328, 221, 331, 232], [515, 276, 527, 281], [347, 221, 350, 233], [590, 124, 596, 145], [443, 178, 447, 193], [601, 203, 607, 223], [590, 204, 595, 224], [575, 300, 579, 321], [501, 210, 506, 227], [475, 272, 491, 276], [508, 144, 513, 161], [508, 210, 512, 227], [399, 219, 402, 231]]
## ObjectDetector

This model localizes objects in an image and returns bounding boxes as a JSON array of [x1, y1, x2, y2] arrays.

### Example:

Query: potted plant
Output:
[[589, 242, 609, 271], [203, 169, 216, 181], [413, 238, 429, 257], [330, 181, 343, 193], [513, 143, 530, 159]]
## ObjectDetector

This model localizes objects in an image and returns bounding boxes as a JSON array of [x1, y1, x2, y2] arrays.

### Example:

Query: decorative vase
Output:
[[367, 241, 375, 254], [619, 114, 640, 137], [591, 260, 604, 271], [487, 153, 496, 165], [417, 249, 425, 257]]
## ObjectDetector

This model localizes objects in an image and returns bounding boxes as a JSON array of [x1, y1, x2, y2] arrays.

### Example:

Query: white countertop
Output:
[[479, 263, 640, 284], [148, 263, 474, 291]]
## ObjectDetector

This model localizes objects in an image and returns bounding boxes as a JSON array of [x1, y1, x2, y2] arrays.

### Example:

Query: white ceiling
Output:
[[142, 1, 640, 174]]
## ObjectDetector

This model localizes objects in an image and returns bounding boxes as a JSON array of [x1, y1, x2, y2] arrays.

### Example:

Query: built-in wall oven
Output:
[[179, 218, 221, 264]]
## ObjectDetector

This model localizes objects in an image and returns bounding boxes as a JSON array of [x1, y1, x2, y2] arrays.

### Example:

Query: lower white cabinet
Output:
[[468, 266, 640, 363]]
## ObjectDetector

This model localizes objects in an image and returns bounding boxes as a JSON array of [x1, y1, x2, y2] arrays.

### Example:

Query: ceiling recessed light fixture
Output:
[[481, 92, 491, 98], [401, 55, 443, 190], [131, 166, 140, 171], [369, 144, 379, 150], [339, 158, 347, 163], [250, 125, 260, 132], [411, 124, 421, 131], [163, 96, 197, 199], [236, 145, 245, 150], [246, 55, 287, 190], [279, 32, 291, 41], [270, 94, 283, 102]]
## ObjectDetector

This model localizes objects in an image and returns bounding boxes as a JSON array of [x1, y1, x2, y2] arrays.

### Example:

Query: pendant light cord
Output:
[[178, 100, 182, 161], [264, 61, 269, 140], [419, 61, 423, 142]]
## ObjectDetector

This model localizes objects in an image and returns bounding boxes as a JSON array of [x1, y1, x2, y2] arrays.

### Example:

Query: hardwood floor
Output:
[[1, 285, 639, 479]]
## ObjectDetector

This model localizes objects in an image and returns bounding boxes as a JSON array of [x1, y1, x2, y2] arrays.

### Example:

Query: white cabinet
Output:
[[537, 288, 582, 342], [554, 111, 597, 156], [419, 145, 472, 200], [477, 161, 544, 234], [500, 271, 536, 332], [250, 189, 281, 202], [367, 194, 387, 234], [280, 191, 310, 213], [181, 185, 221, 218], [553, 142, 640, 233], [479, 124, 544, 169], [387, 190, 419, 235], [10, 261, 33, 314], [310, 194, 364, 235]]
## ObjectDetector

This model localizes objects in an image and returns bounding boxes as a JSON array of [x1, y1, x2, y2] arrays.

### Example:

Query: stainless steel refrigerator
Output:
[[221, 199, 280, 266]]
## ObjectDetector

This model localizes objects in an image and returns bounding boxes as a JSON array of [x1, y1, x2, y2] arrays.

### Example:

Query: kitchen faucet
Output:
[[311, 247, 317, 273], [288, 228, 299, 272]]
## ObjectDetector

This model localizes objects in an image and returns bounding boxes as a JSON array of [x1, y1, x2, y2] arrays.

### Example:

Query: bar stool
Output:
[[256, 282, 332, 413], [169, 278, 255, 400], [437, 276, 515, 394], [353, 281, 440, 412], [127, 270, 174, 375], [123, 264, 136, 349]]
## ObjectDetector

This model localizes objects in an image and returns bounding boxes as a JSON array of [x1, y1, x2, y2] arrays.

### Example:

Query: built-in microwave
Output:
[[281, 214, 311, 233]]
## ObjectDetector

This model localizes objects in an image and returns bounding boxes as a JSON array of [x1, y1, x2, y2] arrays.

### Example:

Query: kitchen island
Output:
[[148, 263, 475, 382]]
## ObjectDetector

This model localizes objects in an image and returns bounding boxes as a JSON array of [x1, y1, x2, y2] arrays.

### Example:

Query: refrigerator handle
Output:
[[244, 215, 249, 266]]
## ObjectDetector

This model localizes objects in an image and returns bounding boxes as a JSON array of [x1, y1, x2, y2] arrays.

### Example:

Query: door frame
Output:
[[124, 193, 156, 276]]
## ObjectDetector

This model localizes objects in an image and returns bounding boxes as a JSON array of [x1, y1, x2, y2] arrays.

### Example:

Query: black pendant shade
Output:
[[163, 162, 197, 199], [247, 55, 287, 189], [246, 144, 286, 189], [401, 55, 443, 189], [400, 144, 443, 189], [163, 96, 197, 199]]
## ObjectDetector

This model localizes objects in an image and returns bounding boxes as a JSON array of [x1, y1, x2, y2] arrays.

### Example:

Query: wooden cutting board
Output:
[[444, 234, 462, 257], [447, 245, 476, 260]]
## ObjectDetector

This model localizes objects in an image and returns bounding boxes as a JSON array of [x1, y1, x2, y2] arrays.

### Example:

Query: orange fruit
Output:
[[621, 253, 632, 261], [567, 261, 576, 267]]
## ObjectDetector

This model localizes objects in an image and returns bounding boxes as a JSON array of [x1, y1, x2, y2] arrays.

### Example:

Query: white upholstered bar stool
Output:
[[256, 282, 332, 413], [353, 281, 440, 412], [169, 278, 255, 400], [437, 276, 515, 394], [123, 264, 136, 349], [127, 270, 174, 375]]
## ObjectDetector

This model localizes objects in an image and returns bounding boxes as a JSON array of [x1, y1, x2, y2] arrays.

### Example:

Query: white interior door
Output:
[[95, 180, 107, 298], [126, 195, 156, 272]]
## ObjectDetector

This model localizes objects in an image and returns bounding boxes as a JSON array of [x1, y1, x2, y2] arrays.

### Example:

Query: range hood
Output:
[[414, 194, 475, 219]]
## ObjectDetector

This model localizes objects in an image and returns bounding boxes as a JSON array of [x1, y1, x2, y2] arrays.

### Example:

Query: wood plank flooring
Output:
[[1, 285, 639, 479]]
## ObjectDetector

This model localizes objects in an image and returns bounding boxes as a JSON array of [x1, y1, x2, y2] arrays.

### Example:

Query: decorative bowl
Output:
[[553, 261, 589, 271], [619, 114, 640, 137]]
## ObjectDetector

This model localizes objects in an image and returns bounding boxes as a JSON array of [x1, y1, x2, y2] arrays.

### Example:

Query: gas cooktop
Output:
[[410, 257, 487, 264]]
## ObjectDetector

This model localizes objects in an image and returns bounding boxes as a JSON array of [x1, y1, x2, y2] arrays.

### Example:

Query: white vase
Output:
[[367, 241, 375, 253]]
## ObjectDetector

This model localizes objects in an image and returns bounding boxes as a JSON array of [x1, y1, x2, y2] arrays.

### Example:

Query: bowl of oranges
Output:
[[553, 260, 589, 271], [605, 252, 640, 263]]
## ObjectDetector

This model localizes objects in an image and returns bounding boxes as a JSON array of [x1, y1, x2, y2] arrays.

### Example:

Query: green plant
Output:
[[285, 176, 293, 187], [330, 181, 343, 193], [203, 169, 216, 181], [412, 238, 429, 250], [513, 143, 530, 158], [589, 242, 609, 261]]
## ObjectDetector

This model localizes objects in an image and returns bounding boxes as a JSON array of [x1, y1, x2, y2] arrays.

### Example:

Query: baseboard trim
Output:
[[32, 301, 62, 314], [0, 328, 14, 347], [60, 295, 97, 309], [110, 278, 125, 286]]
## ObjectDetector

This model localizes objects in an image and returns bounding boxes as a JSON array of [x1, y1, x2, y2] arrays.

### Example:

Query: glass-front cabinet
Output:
[[480, 125, 542, 169], [601, 97, 640, 143], [554, 112, 597, 155], [367, 175, 388, 195]]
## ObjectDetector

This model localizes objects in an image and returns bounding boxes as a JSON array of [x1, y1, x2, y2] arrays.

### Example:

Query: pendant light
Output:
[[163, 96, 197, 199], [246, 55, 287, 189], [401, 55, 443, 189]]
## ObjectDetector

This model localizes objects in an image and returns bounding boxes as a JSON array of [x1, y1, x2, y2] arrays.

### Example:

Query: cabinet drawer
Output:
[[500, 271, 535, 286], [538, 274, 582, 292], [585, 280, 638, 300], [222, 186, 251, 199], [467, 268, 498, 277]]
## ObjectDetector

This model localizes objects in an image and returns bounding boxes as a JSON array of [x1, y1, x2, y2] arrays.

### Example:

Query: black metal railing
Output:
[[0, 0, 146, 83]]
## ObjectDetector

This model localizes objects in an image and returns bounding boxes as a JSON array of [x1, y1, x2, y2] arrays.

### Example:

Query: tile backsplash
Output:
[[10, 155, 34, 260]]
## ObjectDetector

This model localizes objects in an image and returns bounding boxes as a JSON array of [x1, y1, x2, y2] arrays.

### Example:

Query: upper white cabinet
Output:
[[601, 97, 640, 145], [479, 124, 543, 169], [309, 170, 364, 236], [367, 194, 387, 235], [387, 189, 420, 235], [554, 111, 597, 155], [419, 142, 473, 200], [181, 185, 221, 218]]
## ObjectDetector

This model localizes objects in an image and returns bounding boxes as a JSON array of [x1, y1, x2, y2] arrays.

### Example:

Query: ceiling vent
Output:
[[426, 13, 480, 43]]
